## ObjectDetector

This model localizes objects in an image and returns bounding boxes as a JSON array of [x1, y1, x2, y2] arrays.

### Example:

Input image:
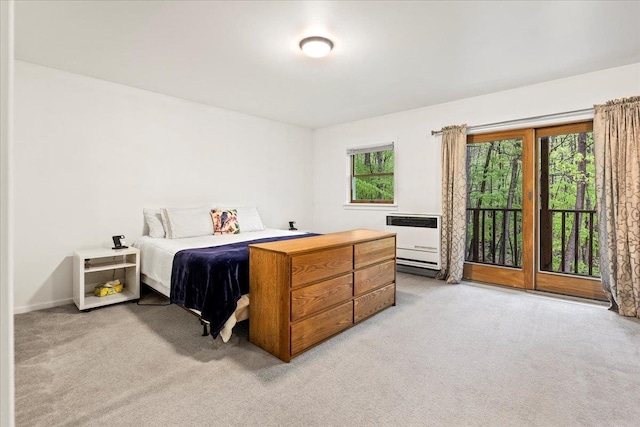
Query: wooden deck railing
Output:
[[466, 207, 599, 277], [466, 208, 522, 267], [540, 209, 598, 276]]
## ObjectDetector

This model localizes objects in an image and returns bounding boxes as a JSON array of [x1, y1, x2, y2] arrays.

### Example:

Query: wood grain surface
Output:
[[354, 283, 395, 323], [354, 260, 395, 296], [291, 274, 353, 321], [249, 229, 397, 362], [354, 237, 396, 269], [291, 246, 352, 287], [291, 301, 353, 355]]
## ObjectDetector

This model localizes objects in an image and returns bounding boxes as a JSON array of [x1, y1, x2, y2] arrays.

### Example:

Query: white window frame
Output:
[[344, 141, 397, 209]]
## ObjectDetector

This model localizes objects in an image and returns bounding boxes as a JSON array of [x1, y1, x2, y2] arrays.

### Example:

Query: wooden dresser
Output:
[[249, 229, 396, 362]]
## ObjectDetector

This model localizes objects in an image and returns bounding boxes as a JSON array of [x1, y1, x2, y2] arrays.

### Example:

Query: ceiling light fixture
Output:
[[299, 36, 334, 58]]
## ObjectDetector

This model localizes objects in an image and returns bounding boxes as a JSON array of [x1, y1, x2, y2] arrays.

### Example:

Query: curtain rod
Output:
[[430, 107, 594, 136]]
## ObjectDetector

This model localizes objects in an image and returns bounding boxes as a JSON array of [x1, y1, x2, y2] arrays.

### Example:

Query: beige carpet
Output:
[[14, 273, 640, 426]]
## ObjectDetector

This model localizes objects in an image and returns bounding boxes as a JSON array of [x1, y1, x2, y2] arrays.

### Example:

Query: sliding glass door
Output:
[[535, 122, 604, 299], [463, 122, 605, 300], [463, 129, 535, 289]]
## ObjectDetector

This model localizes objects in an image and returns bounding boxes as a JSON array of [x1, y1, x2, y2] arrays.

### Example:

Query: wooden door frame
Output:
[[463, 129, 535, 290], [534, 122, 606, 300], [463, 122, 605, 300]]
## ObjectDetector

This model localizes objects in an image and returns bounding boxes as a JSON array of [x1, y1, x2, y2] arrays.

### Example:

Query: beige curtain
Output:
[[594, 96, 640, 317], [437, 125, 467, 284]]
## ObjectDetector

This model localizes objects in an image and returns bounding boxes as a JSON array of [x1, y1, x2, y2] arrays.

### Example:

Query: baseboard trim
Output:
[[14, 298, 73, 314], [397, 264, 438, 278]]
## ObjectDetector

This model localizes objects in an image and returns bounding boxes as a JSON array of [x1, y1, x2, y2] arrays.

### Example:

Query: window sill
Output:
[[343, 203, 398, 211]]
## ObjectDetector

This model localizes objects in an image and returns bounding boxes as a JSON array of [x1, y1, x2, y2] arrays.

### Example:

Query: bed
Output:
[[134, 227, 308, 342], [133, 229, 305, 342]]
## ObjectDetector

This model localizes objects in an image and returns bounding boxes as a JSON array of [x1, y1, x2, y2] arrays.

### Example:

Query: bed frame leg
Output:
[[200, 320, 208, 337]]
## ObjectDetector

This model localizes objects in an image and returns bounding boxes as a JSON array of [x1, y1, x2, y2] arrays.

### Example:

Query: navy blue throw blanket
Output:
[[170, 234, 318, 338]]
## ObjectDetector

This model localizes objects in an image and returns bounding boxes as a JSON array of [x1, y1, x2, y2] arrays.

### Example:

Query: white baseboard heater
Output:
[[385, 213, 441, 270]]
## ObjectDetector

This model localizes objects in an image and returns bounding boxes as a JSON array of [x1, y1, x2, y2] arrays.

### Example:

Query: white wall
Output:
[[1, 1, 15, 424], [312, 63, 640, 233], [13, 61, 314, 312]]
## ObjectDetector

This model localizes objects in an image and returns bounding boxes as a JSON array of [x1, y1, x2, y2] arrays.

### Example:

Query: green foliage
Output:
[[466, 139, 523, 266], [547, 133, 596, 210], [352, 149, 394, 202], [466, 132, 599, 277], [467, 138, 523, 209]]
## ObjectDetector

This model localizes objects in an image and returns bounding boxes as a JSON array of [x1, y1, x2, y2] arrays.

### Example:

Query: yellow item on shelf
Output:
[[94, 279, 124, 297]]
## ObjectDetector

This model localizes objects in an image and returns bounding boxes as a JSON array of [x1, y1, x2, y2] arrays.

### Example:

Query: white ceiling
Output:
[[14, 1, 640, 129]]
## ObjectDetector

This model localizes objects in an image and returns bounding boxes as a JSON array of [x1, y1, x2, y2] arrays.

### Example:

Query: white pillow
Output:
[[225, 206, 266, 232], [143, 208, 166, 238], [161, 205, 214, 239]]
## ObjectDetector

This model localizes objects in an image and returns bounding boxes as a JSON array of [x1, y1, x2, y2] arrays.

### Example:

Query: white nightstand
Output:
[[73, 247, 140, 311]]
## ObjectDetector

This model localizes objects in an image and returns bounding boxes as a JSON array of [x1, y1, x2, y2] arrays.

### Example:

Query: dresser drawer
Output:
[[291, 274, 353, 321], [291, 246, 353, 287], [354, 237, 395, 269], [354, 259, 395, 296], [354, 283, 395, 323], [291, 301, 353, 355]]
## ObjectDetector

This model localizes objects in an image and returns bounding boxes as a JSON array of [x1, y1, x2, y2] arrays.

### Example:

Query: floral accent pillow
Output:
[[211, 209, 240, 235]]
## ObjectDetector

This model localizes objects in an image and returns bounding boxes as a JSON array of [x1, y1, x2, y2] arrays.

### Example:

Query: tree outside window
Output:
[[348, 143, 394, 204]]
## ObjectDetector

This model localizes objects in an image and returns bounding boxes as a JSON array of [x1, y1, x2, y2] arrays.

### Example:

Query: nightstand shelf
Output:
[[73, 247, 140, 311], [84, 261, 137, 273], [81, 286, 139, 310]]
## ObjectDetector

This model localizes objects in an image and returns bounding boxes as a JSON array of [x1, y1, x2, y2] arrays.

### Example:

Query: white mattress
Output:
[[132, 229, 305, 341]]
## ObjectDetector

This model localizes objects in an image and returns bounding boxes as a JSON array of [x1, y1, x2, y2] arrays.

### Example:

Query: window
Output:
[[347, 142, 394, 204]]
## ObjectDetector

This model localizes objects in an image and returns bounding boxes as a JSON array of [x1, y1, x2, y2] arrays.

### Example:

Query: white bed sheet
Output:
[[132, 229, 305, 341]]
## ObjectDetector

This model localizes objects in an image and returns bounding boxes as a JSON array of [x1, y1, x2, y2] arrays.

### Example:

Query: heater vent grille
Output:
[[385, 213, 441, 270]]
